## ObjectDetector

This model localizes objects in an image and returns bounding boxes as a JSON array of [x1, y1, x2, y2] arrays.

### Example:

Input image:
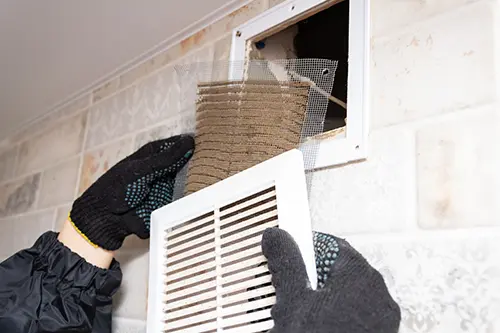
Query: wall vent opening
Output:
[[230, 0, 370, 169], [249, 0, 349, 134]]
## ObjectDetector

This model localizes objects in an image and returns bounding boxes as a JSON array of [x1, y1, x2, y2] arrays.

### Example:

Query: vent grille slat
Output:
[[167, 223, 215, 248], [164, 289, 218, 311], [164, 279, 218, 302], [220, 200, 277, 227], [166, 261, 216, 283], [220, 189, 276, 217], [221, 275, 273, 296], [165, 299, 218, 321], [221, 265, 269, 286], [222, 308, 272, 329], [164, 319, 217, 333], [220, 234, 263, 256], [166, 232, 215, 255], [167, 214, 215, 238], [166, 269, 217, 292], [220, 209, 278, 237], [221, 296, 276, 317], [221, 286, 276, 306], [166, 251, 216, 273], [222, 319, 274, 333], [221, 220, 278, 245], [164, 309, 218, 330], [166, 240, 216, 264], [221, 245, 263, 265], [221, 255, 267, 276]]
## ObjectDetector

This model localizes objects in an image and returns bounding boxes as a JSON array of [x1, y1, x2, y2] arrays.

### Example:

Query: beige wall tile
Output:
[[177, 45, 215, 115], [0, 174, 41, 218], [79, 138, 133, 194], [119, 63, 153, 90], [133, 114, 196, 150], [347, 229, 500, 333], [93, 78, 121, 103], [11, 96, 90, 144], [86, 66, 180, 149], [55, 93, 92, 118], [0, 146, 18, 183], [371, 1, 496, 129], [72, 93, 92, 110], [55, 204, 72, 231], [0, 141, 10, 153], [119, 52, 171, 89], [113, 252, 149, 320], [14, 210, 55, 252], [309, 127, 415, 235], [38, 157, 81, 209], [176, 44, 215, 70], [212, 34, 233, 81], [121, 236, 149, 251], [13, 116, 59, 147], [0, 210, 55, 257], [417, 105, 500, 229], [112, 318, 146, 333], [371, 0, 483, 37], [269, 0, 286, 7], [0, 217, 15, 257], [16, 112, 87, 176], [204, 0, 268, 45], [213, 34, 232, 63]]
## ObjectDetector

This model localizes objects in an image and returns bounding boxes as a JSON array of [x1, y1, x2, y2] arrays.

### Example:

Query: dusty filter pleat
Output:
[[185, 81, 310, 195]]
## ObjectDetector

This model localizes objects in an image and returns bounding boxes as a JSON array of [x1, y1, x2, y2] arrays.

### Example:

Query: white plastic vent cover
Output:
[[147, 149, 317, 333]]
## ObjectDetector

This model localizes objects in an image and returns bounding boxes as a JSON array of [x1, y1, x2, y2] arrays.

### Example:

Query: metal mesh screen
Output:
[[173, 59, 337, 198]]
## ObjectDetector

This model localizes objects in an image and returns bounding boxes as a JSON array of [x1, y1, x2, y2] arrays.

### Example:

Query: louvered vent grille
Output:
[[162, 187, 277, 333], [148, 150, 316, 333]]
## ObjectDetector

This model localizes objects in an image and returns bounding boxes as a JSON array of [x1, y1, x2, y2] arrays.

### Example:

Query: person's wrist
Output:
[[58, 219, 115, 269], [67, 212, 99, 248]]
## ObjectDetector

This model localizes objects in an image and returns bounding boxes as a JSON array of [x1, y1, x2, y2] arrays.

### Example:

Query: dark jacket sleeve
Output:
[[0, 231, 122, 333]]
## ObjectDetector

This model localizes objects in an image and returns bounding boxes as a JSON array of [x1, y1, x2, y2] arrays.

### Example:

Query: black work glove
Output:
[[262, 228, 401, 333], [70, 135, 194, 250]]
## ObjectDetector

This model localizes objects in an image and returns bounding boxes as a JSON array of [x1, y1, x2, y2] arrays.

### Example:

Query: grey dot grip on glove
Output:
[[70, 135, 194, 251], [262, 228, 401, 333]]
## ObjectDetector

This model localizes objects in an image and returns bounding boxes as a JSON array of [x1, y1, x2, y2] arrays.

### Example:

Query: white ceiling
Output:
[[0, 0, 238, 139]]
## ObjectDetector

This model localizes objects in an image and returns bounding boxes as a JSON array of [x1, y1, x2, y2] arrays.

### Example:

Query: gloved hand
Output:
[[69, 135, 194, 250], [262, 228, 401, 333]]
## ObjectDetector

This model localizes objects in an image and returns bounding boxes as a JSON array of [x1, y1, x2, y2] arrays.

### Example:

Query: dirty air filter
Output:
[[184, 80, 310, 195], [147, 150, 317, 333], [174, 59, 338, 197]]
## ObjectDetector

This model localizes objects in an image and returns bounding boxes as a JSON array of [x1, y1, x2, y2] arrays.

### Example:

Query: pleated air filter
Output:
[[184, 80, 311, 195], [148, 149, 317, 333]]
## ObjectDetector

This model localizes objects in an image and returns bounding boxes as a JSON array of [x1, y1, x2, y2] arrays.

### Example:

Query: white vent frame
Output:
[[229, 0, 370, 169], [147, 149, 317, 333]]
